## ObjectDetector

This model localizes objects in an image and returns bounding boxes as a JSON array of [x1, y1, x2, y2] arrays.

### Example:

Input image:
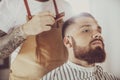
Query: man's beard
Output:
[[73, 41, 106, 64]]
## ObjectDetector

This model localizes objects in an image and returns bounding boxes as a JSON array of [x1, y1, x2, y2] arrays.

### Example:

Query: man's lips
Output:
[[90, 39, 103, 46], [92, 40, 102, 45]]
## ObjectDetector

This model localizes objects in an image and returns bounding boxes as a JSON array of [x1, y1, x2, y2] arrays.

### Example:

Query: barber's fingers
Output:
[[42, 26, 52, 32], [40, 16, 55, 25]]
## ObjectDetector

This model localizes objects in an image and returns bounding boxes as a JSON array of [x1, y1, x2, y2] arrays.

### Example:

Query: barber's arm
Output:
[[0, 27, 27, 59], [0, 11, 55, 59]]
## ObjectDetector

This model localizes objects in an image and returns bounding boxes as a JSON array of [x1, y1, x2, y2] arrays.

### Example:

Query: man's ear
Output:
[[63, 36, 73, 48]]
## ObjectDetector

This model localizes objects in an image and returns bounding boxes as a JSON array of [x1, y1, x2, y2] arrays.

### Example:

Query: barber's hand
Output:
[[22, 11, 55, 35]]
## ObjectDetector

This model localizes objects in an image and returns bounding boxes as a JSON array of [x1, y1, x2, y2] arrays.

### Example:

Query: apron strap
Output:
[[24, 0, 32, 20]]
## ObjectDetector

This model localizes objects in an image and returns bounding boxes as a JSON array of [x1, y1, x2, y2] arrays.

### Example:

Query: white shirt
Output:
[[0, 0, 73, 62], [0, 0, 72, 32]]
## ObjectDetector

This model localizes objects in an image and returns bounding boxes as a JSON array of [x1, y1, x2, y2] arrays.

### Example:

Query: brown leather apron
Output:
[[9, 20, 68, 80]]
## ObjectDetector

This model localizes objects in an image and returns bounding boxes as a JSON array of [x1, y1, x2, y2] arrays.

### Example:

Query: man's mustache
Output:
[[90, 39, 104, 46]]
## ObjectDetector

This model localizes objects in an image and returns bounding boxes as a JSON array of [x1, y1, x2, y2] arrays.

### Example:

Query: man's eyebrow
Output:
[[79, 24, 91, 28], [80, 25, 102, 29]]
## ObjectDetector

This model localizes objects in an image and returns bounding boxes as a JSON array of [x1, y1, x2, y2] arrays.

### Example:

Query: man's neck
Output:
[[69, 58, 95, 67]]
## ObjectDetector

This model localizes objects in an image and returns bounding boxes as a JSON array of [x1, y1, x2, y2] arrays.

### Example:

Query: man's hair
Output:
[[62, 12, 95, 38]]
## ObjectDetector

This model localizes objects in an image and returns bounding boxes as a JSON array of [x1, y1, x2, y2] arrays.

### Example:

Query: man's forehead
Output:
[[65, 17, 99, 35], [74, 16, 97, 23]]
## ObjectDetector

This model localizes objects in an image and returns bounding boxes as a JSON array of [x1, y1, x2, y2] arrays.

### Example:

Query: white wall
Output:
[[89, 0, 120, 78]]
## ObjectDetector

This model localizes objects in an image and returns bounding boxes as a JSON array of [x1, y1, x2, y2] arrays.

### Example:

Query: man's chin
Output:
[[91, 44, 104, 50]]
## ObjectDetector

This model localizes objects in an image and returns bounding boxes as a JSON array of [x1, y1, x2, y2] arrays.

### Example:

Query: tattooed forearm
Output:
[[0, 30, 7, 37], [0, 26, 27, 59]]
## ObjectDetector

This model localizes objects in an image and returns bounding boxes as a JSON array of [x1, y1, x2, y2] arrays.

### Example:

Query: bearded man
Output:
[[41, 12, 119, 80]]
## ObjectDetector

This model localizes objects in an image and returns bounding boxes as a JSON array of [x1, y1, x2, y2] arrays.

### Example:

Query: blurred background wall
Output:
[[0, 57, 9, 80], [0, 69, 9, 80]]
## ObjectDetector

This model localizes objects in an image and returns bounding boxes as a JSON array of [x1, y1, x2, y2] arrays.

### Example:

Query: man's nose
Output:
[[92, 32, 102, 39]]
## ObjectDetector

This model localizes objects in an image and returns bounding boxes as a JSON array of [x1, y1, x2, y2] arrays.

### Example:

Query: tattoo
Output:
[[0, 30, 7, 37], [0, 26, 27, 59]]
